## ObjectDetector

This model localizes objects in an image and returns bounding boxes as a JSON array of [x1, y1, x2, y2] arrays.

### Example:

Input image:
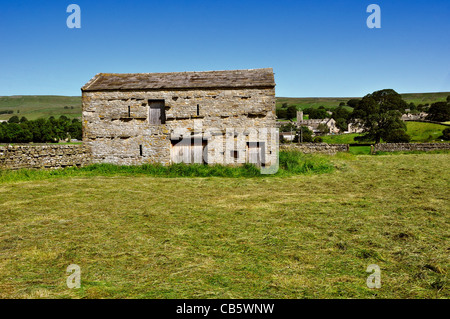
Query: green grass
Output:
[[0, 152, 448, 298], [0, 151, 334, 183], [406, 122, 448, 142], [349, 146, 372, 155], [321, 134, 360, 144]]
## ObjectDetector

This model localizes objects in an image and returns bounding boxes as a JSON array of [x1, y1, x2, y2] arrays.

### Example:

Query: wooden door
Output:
[[171, 139, 207, 164], [149, 100, 165, 124]]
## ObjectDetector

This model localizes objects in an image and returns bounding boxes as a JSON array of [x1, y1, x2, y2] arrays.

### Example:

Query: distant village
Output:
[[277, 104, 430, 142]]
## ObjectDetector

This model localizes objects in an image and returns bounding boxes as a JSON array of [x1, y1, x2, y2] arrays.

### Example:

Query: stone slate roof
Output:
[[81, 68, 275, 91]]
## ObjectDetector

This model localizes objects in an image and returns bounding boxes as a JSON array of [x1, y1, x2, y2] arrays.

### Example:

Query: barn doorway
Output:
[[171, 138, 208, 164], [148, 100, 165, 124]]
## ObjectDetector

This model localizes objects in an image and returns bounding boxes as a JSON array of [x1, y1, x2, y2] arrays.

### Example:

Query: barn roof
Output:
[[81, 68, 275, 91]]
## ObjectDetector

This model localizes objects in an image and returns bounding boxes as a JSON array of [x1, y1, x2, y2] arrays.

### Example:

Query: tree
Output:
[[20, 116, 28, 123], [280, 122, 297, 133], [350, 89, 409, 143], [303, 107, 327, 119], [347, 99, 360, 108], [8, 115, 20, 123], [441, 128, 450, 140], [293, 126, 313, 143], [276, 108, 287, 119], [286, 105, 298, 120], [426, 102, 450, 122], [339, 102, 346, 107], [447, 95, 450, 103], [335, 118, 347, 132], [332, 106, 351, 132], [317, 123, 329, 135]]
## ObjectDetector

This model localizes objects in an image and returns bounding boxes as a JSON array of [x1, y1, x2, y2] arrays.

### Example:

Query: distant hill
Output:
[[1, 92, 449, 120], [0, 95, 81, 120], [277, 92, 450, 110]]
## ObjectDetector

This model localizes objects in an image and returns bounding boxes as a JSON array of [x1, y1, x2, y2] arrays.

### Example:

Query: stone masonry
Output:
[[0, 144, 90, 170], [280, 143, 349, 155], [81, 69, 277, 166], [373, 143, 450, 152]]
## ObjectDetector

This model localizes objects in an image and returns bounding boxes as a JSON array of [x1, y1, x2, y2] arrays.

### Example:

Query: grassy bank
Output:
[[0, 152, 448, 298], [0, 151, 334, 183]]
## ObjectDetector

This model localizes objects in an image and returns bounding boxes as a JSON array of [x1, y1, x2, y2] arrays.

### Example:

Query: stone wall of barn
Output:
[[82, 88, 277, 166]]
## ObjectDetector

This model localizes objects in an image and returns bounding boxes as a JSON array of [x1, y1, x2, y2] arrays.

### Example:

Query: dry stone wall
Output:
[[373, 143, 450, 152], [280, 143, 349, 155], [0, 145, 91, 170]]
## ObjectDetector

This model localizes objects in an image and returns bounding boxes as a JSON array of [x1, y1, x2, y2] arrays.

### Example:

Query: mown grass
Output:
[[349, 146, 372, 155], [0, 151, 334, 183], [0, 152, 448, 299]]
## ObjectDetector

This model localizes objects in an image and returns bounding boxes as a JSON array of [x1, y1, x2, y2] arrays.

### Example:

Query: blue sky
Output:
[[0, 0, 449, 97]]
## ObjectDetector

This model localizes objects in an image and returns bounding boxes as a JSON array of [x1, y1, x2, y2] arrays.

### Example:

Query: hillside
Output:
[[0, 92, 449, 120], [277, 92, 450, 110], [0, 95, 81, 120]]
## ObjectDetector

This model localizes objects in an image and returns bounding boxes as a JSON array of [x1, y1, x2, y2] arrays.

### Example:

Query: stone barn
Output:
[[81, 68, 277, 166]]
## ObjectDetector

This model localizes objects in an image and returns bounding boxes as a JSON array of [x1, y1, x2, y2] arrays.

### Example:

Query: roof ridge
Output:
[[81, 68, 275, 92]]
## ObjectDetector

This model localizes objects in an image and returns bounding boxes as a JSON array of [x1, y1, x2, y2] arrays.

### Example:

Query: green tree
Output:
[[317, 123, 329, 135], [304, 107, 327, 119], [426, 102, 450, 122], [350, 89, 409, 143], [347, 99, 360, 108], [276, 108, 287, 119], [293, 126, 313, 143], [335, 118, 348, 132], [8, 115, 20, 123], [441, 128, 450, 140], [332, 106, 351, 131], [280, 122, 297, 133], [286, 106, 298, 120]]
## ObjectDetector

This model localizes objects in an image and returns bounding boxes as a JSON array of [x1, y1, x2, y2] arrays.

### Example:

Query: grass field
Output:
[[406, 122, 448, 142], [321, 134, 360, 144], [320, 122, 448, 144], [0, 152, 448, 298], [0, 96, 81, 121]]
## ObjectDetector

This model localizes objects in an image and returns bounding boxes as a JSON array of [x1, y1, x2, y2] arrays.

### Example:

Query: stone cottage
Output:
[[81, 68, 277, 166]]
